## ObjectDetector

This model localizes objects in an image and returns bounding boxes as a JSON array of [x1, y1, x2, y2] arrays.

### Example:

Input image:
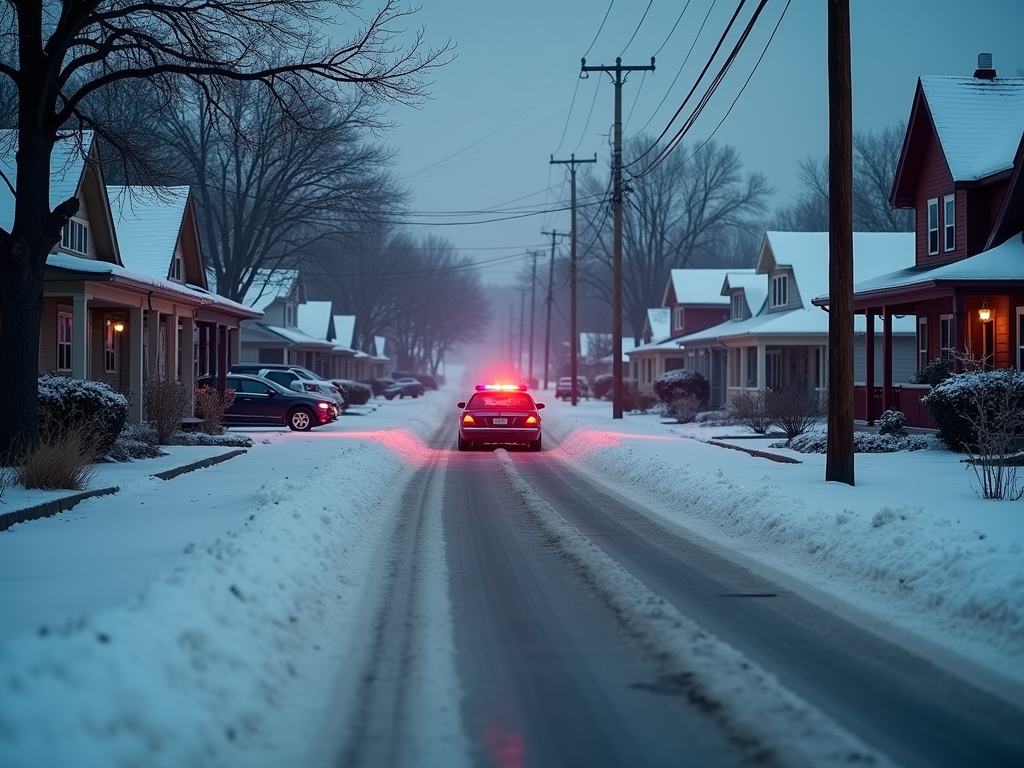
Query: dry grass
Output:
[[17, 425, 100, 491]]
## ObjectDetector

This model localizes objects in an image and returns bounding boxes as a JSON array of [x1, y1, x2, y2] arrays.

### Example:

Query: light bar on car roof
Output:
[[475, 383, 528, 392]]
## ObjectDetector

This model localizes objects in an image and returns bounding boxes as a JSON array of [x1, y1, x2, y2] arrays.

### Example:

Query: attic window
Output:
[[61, 219, 89, 255], [731, 294, 744, 320], [943, 194, 955, 252], [170, 253, 183, 282], [770, 275, 788, 309], [285, 302, 296, 326], [927, 198, 939, 255], [673, 306, 685, 331]]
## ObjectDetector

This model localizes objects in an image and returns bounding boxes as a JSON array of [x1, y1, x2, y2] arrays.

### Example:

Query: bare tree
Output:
[[0, 0, 449, 459]]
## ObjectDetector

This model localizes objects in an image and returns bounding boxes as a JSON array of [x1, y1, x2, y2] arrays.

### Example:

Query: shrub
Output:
[[877, 409, 907, 436], [728, 391, 773, 434], [194, 386, 236, 435], [592, 373, 614, 400], [619, 381, 657, 412], [766, 387, 826, 441], [653, 369, 709, 408], [0, 465, 13, 500], [779, 430, 929, 454], [414, 373, 438, 390], [17, 424, 99, 490], [666, 394, 701, 423], [334, 379, 373, 406], [144, 377, 191, 444], [922, 370, 1024, 453], [37, 373, 129, 458], [170, 431, 253, 448], [912, 357, 954, 387], [108, 421, 166, 462]]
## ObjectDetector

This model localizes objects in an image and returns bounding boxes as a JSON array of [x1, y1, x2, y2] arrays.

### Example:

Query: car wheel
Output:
[[529, 435, 542, 452], [458, 435, 472, 451], [287, 408, 315, 431]]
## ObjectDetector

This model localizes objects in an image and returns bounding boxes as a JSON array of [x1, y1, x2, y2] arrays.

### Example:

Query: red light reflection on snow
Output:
[[485, 726, 526, 768]]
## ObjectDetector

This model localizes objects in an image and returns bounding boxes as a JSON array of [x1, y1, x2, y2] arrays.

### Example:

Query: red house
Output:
[[815, 54, 1024, 428]]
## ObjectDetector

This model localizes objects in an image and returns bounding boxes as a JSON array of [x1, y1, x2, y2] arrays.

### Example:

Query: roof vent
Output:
[[974, 52, 996, 80]]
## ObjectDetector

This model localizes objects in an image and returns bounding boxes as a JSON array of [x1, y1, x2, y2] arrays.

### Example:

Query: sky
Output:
[[380, 0, 1024, 286], [0, 382, 1021, 765]]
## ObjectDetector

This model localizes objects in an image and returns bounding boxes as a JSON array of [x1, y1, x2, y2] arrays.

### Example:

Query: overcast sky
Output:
[[381, 0, 1024, 287]]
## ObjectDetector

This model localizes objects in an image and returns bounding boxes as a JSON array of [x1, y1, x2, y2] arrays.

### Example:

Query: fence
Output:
[[853, 383, 934, 429]]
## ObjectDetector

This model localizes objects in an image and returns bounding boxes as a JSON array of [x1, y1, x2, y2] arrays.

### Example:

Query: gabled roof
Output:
[[242, 269, 302, 312], [721, 272, 767, 317], [760, 231, 915, 308], [646, 308, 671, 341], [333, 314, 356, 349], [107, 186, 191, 282], [987, 133, 1024, 250], [252, 324, 334, 348], [297, 300, 334, 342], [664, 268, 753, 306], [373, 335, 388, 360]]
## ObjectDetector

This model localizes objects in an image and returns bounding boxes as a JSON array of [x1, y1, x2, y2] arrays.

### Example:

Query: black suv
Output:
[[197, 374, 336, 431], [229, 363, 346, 412]]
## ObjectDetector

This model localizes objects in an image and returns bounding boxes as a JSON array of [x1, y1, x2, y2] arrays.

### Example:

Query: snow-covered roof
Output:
[[255, 323, 334, 348], [46, 252, 259, 317], [373, 335, 388, 361], [242, 269, 300, 312], [722, 272, 767, 317], [850, 233, 1024, 297], [628, 334, 687, 355], [646, 308, 671, 341], [920, 75, 1024, 181], [107, 186, 189, 281], [333, 315, 356, 349], [761, 231, 916, 308], [668, 268, 753, 306], [297, 301, 333, 342], [0, 130, 93, 231]]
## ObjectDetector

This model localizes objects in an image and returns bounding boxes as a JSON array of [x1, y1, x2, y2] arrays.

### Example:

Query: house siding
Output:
[[914, 131, 957, 267], [678, 306, 729, 337], [38, 300, 66, 372], [854, 335, 916, 385]]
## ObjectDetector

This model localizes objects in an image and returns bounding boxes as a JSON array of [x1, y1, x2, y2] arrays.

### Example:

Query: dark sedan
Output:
[[383, 377, 425, 400], [457, 384, 544, 451], [197, 374, 336, 431]]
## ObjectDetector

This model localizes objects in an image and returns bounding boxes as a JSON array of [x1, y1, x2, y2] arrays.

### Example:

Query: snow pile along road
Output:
[[0, 396, 451, 768]]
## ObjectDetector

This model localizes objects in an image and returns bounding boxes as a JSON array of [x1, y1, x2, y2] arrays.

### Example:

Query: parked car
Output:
[[555, 376, 592, 400], [457, 383, 544, 451], [383, 377, 426, 400], [197, 374, 336, 431], [229, 363, 346, 412]]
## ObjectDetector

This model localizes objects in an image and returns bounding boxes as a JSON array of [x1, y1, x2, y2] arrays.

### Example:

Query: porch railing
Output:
[[853, 383, 935, 430]]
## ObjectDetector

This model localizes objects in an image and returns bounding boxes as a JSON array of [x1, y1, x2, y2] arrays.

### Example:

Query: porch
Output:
[[853, 382, 934, 429]]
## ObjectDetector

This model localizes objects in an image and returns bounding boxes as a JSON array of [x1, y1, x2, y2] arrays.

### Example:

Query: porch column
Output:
[[230, 327, 241, 368], [147, 309, 161, 380], [882, 308, 893, 412], [756, 343, 766, 390], [166, 312, 179, 382], [217, 325, 229, 390], [71, 294, 88, 380], [740, 346, 748, 392], [197, 322, 208, 376], [128, 306, 144, 422], [865, 309, 875, 424], [953, 290, 965, 373], [181, 315, 195, 415]]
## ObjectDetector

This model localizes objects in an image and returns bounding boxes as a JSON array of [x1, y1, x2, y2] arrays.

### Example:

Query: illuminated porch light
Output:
[[978, 300, 991, 323]]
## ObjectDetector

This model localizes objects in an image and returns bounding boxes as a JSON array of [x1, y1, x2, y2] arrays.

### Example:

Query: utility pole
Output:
[[582, 56, 655, 418], [541, 229, 567, 391], [551, 153, 597, 406], [528, 250, 538, 385], [517, 287, 527, 378], [826, 0, 855, 485], [508, 302, 514, 367]]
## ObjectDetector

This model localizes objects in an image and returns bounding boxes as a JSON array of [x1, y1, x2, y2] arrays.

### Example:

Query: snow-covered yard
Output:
[[0, 386, 1021, 767]]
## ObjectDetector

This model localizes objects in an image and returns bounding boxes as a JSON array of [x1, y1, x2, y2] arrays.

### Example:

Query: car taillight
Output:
[[525, 415, 538, 425], [462, 414, 476, 425]]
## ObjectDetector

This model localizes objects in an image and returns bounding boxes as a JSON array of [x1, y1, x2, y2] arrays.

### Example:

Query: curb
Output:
[[705, 439, 802, 464], [0, 448, 247, 532]]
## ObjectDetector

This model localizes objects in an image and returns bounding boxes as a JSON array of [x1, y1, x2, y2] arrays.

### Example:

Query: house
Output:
[[814, 54, 1024, 428], [678, 231, 917, 408], [0, 132, 258, 423], [239, 270, 336, 371], [627, 268, 754, 402], [295, 300, 359, 380], [580, 333, 635, 383]]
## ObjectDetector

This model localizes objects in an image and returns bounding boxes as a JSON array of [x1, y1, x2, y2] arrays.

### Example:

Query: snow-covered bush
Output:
[[592, 373, 614, 400], [37, 373, 128, 459], [728, 391, 772, 434], [778, 430, 929, 454], [666, 394, 701, 423], [766, 387, 825, 441], [653, 369, 709, 408], [108, 422, 166, 462], [170, 431, 253, 448], [877, 409, 907, 436], [144, 377, 191, 444], [333, 379, 372, 406], [912, 357, 953, 387], [621, 381, 657, 412], [922, 369, 1024, 453]]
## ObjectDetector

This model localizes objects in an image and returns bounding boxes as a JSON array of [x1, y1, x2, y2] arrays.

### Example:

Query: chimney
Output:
[[973, 52, 996, 80]]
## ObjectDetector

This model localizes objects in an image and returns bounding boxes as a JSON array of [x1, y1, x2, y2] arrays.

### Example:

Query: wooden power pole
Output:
[[528, 250, 538, 385], [550, 153, 597, 405], [582, 56, 654, 418], [826, 0, 855, 485], [541, 229, 567, 391]]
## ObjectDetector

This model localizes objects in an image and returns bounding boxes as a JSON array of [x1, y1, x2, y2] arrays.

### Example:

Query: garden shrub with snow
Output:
[[728, 391, 772, 434], [170, 431, 253, 448], [143, 378, 191, 444], [877, 409, 907, 436], [912, 357, 954, 387], [922, 369, 1024, 452], [37, 373, 128, 458], [334, 379, 373, 406], [653, 369, 709, 407], [108, 422, 166, 462], [592, 373, 613, 400], [776, 430, 930, 454]]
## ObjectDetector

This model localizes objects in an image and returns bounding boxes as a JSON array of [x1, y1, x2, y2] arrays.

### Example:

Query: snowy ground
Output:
[[0, 385, 1021, 767]]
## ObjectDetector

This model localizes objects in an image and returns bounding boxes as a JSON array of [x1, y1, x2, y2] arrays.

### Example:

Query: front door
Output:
[[766, 350, 783, 390]]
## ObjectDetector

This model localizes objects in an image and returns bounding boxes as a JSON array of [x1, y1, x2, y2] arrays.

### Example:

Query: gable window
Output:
[[939, 314, 954, 359], [62, 219, 89, 255], [104, 319, 116, 373], [770, 275, 788, 309], [927, 198, 939, 255], [673, 306, 684, 331], [57, 313, 73, 371], [285, 302, 296, 327], [170, 253, 183, 282], [731, 294, 744, 320], [943, 194, 955, 252], [917, 317, 929, 372]]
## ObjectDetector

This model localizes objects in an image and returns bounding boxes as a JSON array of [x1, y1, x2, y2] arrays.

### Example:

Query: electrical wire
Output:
[[584, 0, 616, 59], [574, 75, 604, 153], [620, 0, 654, 57], [624, 70, 647, 130], [654, 0, 693, 57], [552, 74, 583, 157]]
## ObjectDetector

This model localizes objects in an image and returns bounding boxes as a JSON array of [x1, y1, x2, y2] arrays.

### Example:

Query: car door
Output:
[[220, 377, 247, 424], [236, 378, 279, 424]]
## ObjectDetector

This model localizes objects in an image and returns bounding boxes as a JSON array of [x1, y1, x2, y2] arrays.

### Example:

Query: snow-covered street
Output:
[[0, 387, 1022, 767]]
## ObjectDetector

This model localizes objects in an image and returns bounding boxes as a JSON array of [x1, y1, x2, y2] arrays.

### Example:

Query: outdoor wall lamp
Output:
[[978, 300, 992, 323], [113, 321, 125, 333]]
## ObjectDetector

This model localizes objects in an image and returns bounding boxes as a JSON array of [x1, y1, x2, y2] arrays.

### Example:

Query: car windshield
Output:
[[468, 393, 534, 410]]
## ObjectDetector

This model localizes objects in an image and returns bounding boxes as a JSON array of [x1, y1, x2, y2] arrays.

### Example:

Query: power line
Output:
[[584, 0, 616, 58], [620, 0, 654, 57], [574, 76, 604, 153], [655, 1, 694, 57]]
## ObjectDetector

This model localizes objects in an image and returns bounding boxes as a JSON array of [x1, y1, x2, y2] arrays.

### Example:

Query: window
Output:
[[170, 253, 183, 282], [770, 275, 788, 309], [814, 347, 823, 389], [939, 314, 954, 359], [61, 219, 89, 254], [729, 348, 740, 387], [943, 194, 955, 252], [746, 347, 757, 387], [285, 302, 296, 327], [673, 306, 685, 331], [766, 350, 782, 389], [104, 319, 116, 373], [917, 317, 929, 372], [731, 294, 744, 320], [927, 198, 939, 255], [57, 313, 73, 371]]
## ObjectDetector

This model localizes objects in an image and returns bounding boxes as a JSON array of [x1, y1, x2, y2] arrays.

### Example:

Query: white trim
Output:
[[672, 306, 685, 331], [770, 274, 788, 309], [57, 312, 73, 371], [917, 316, 929, 372], [61, 218, 89, 255], [927, 197, 939, 255], [939, 313, 954, 359], [170, 252, 183, 282], [943, 193, 956, 252], [731, 293, 744, 320]]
